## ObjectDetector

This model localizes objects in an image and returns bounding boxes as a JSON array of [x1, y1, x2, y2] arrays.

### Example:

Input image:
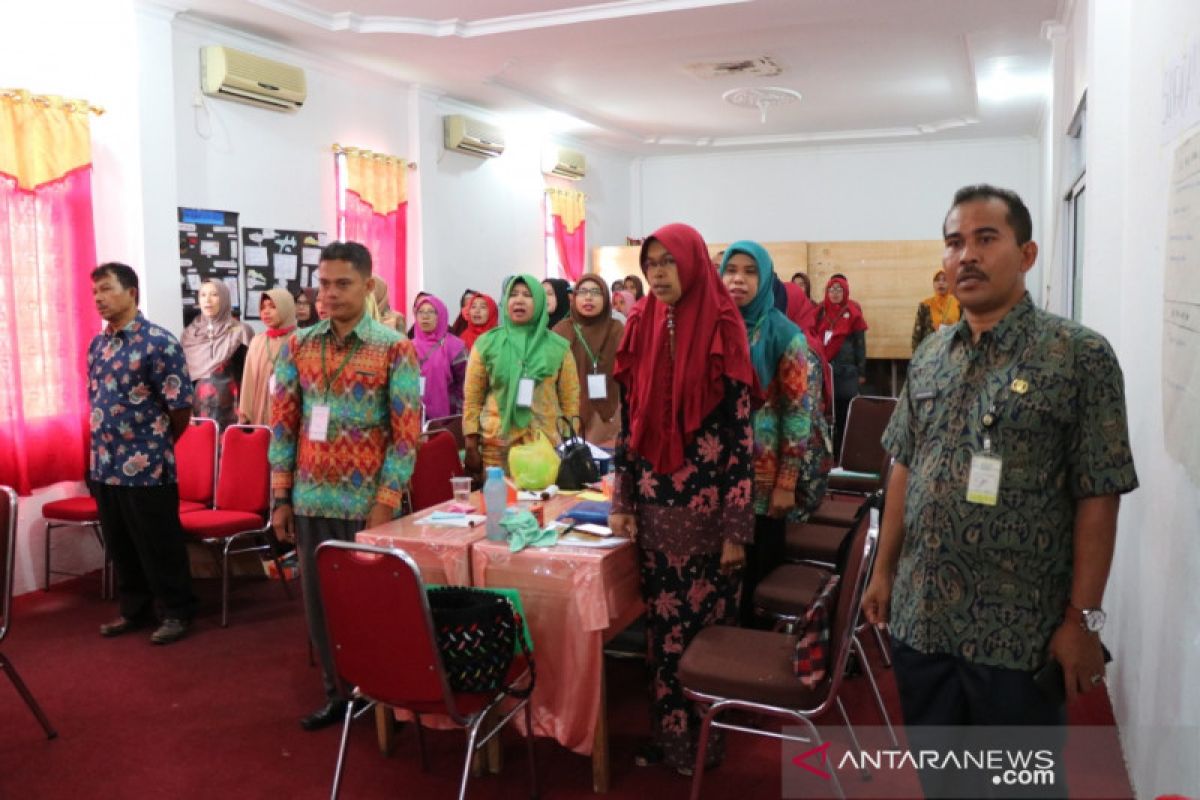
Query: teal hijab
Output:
[[719, 241, 800, 389], [475, 274, 571, 434]]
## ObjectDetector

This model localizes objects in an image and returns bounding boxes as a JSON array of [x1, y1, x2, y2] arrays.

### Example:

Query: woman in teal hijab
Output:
[[719, 242, 814, 626], [463, 274, 580, 477]]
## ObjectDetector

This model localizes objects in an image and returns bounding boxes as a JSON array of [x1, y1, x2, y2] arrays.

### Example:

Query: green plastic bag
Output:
[[508, 431, 561, 490]]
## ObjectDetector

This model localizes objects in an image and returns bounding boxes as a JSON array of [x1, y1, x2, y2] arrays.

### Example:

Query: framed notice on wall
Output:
[[178, 207, 240, 325], [241, 227, 327, 320]]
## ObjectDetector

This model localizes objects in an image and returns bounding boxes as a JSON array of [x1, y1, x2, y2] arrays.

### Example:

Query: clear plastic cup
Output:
[[450, 476, 473, 504]]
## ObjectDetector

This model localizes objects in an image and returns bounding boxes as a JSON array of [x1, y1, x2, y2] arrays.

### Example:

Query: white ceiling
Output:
[[180, 0, 1063, 154]]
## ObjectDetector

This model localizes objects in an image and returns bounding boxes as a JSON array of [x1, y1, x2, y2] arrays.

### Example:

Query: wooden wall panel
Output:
[[591, 239, 940, 360]]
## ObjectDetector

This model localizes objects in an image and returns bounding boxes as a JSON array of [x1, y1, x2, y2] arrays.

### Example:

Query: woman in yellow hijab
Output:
[[911, 268, 961, 352]]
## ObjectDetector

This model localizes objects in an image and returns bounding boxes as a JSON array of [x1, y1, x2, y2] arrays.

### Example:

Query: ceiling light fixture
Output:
[[722, 86, 801, 123]]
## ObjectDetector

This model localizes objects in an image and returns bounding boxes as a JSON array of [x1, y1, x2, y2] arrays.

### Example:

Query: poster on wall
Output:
[[241, 227, 328, 320], [178, 207, 240, 328]]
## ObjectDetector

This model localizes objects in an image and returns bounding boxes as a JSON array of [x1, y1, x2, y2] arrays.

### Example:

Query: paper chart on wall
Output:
[[240, 227, 325, 320], [1162, 129, 1200, 487], [177, 207, 240, 323]]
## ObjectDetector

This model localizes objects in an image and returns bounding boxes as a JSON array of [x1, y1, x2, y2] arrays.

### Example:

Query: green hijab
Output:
[[719, 241, 800, 390], [475, 274, 571, 434]]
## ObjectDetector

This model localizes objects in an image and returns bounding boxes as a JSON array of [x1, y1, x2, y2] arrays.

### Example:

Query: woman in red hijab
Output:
[[609, 223, 756, 777], [458, 292, 499, 351], [816, 274, 868, 453]]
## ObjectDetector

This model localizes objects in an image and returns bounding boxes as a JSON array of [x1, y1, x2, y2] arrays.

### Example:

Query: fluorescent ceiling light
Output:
[[977, 67, 1049, 103]]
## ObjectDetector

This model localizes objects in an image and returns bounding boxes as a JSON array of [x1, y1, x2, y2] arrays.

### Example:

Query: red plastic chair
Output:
[[408, 430, 465, 513], [176, 417, 218, 514], [2, 486, 57, 739], [316, 540, 538, 800], [424, 414, 465, 451], [41, 495, 109, 598], [180, 424, 290, 626]]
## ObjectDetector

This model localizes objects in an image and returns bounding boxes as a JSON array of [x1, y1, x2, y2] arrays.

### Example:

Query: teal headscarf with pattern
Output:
[[720, 241, 800, 389]]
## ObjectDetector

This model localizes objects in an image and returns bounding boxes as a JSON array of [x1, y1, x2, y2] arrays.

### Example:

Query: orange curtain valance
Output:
[[334, 144, 407, 213], [547, 188, 586, 234], [0, 89, 100, 191]]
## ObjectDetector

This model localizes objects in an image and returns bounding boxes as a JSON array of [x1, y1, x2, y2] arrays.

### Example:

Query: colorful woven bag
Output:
[[427, 587, 534, 695]]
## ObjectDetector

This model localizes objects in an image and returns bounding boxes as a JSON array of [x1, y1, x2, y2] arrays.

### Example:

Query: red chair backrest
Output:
[[316, 541, 447, 708], [838, 395, 898, 474], [409, 431, 464, 513], [424, 414, 465, 451], [1, 485, 17, 642], [175, 417, 218, 505], [215, 425, 270, 516]]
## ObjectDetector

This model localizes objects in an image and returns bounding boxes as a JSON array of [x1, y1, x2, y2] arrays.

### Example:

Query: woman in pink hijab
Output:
[[412, 294, 468, 419]]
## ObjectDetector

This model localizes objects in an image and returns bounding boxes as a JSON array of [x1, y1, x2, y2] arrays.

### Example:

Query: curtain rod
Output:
[[0, 89, 104, 116]]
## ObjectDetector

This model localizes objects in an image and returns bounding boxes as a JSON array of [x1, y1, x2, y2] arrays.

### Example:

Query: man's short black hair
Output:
[[90, 262, 139, 303], [946, 184, 1033, 245], [319, 241, 372, 277]]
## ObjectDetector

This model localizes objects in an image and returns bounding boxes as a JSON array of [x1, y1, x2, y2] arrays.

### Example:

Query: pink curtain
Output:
[[341, 190, 407, 304], [553, 216, 587, 282], [0, 168, 97, 494]]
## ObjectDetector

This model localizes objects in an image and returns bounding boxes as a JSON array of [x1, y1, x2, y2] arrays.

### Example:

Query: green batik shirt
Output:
[[882, 293, 1138, 671]]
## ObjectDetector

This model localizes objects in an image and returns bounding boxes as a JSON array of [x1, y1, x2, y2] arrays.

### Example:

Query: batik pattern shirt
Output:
[[87, 314, 193, 486], [270, 316, 421, 520], [750, 333, 811, 515], [882, 294, 1139, 671]]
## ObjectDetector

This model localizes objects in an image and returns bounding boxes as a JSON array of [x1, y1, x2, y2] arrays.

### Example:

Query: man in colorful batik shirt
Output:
[[270, 241, 422, 731], [88, 262, 196, 645]]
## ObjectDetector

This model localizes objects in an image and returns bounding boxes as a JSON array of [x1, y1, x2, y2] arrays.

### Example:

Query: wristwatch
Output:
[[1066, 604, 1106, 633]]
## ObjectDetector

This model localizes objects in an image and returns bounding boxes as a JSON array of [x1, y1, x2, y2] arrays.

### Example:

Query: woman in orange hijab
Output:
[[911, 267, 961, 351]]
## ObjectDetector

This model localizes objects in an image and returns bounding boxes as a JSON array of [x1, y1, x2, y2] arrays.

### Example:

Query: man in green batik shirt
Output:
[[862, 184, 1138, 796]]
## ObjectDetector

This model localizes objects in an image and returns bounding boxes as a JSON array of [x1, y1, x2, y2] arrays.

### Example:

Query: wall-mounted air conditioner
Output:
[[542, 147, 586, 180], [201, 45, 307, 112], [443, 115, 505, 158]]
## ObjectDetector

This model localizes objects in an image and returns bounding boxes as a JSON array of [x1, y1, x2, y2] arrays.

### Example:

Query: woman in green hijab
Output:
[[719, 241, 814, 627], [463, 274, 581, 477]]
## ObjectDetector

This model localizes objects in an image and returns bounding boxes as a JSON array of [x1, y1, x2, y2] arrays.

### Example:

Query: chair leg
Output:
[[0, 653, 57, 739], [413, 712, 429, 772], [220, 543, 231, 628], [871, 623, 892, 667], [329, 696, 357, 800], [853, 634, 898, 746], [90, 523, 108, 601], [523, 700, 539, 799], [688, 703, 719, 800], [43, 522, 53, 591], [795, 714, 846, 800], [836, 696, 870, 781], [458, 715, 485, 800]]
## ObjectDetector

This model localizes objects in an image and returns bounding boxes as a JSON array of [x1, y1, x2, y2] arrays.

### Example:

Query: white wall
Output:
[[634, 136, 1041, 243], [1049, 0, 1200, 796], [411, 93, 633, 316]]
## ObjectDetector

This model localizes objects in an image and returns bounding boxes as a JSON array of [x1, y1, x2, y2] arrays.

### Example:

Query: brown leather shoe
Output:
[[99, 616, 145, 637], [149, 618, 189, 645]]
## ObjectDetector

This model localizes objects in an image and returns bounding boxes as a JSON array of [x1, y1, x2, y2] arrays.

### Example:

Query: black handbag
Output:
[[427, 587, 534, 696], [555, 415, 599, 490]]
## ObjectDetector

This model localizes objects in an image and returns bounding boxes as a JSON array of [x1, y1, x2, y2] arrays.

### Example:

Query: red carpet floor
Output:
[[0, 573, 1134, 799]]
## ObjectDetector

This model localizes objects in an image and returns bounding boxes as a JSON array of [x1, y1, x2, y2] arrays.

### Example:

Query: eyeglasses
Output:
[[642, 255, 676, 270], [576, 287, 604, 298], [416, 308, 438, 317]]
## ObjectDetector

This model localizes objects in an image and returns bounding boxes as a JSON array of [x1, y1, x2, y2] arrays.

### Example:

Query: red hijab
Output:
[[459, 293, 499, 351], [613, 223, 757, 475], [784, 281, 820, 336], [817, 276, 868, 361]]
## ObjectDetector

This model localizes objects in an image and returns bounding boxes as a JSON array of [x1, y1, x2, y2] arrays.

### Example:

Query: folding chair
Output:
[[316, 540, 538, 800], [679, 500, 883, 800], [408, 430, 465, 513], [176, 417, 218, 514], [826, 395, 897, 495], [180, 425, 291, 627], [1, 485, 57, 739], [424, 414, 465, 452], [40, 493, 109, 599]]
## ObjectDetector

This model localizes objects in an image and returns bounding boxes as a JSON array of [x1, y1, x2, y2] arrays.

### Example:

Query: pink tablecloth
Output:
[[470, 537, 643, 755], [355, 503, 485, 586]]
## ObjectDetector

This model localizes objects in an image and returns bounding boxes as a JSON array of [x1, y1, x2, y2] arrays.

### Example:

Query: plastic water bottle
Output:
[[483, 467, 508, 541]]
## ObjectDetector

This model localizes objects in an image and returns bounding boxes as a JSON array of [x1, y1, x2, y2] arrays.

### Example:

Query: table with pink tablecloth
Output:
[[355, 502, 485, 586], [470, 533, 643, 790]]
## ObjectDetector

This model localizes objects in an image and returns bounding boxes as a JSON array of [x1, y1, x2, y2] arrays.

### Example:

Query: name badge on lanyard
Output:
[[309, 404, 331, 443], [517, 377, 535, 408], [268, 374, 277, 396], [419, 376, 427, 396], [587, 372, 607, 400], [966, 428, 1001, 506]]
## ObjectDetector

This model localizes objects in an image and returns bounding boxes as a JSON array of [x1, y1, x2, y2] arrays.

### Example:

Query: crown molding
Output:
[[244, 0, 751, 37]]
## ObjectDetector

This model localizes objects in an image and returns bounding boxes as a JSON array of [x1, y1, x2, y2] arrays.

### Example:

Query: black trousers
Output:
[[90, 482, 196, 621], [740, 514, 786, 627], [892, 638, 1067, 799]]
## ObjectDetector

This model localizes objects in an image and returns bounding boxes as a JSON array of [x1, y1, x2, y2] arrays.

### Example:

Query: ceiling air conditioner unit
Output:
[[201, 45, 306, 112], [543, 147, 586, 180], [444, 115, 505, 158]]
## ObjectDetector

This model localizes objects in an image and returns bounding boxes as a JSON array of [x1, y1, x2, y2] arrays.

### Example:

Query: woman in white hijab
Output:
[[181, 280, 254, 427]]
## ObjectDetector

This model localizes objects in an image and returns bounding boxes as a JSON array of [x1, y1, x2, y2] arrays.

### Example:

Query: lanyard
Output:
[[418, 337, 444, 368], [320, 333, 362, 398], [973, 334, 1039, 452], [572, 323, 599, 372]]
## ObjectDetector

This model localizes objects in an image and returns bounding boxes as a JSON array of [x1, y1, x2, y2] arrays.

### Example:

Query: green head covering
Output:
[[475, 274, 571, 434], [720, 241, 801, 389]]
